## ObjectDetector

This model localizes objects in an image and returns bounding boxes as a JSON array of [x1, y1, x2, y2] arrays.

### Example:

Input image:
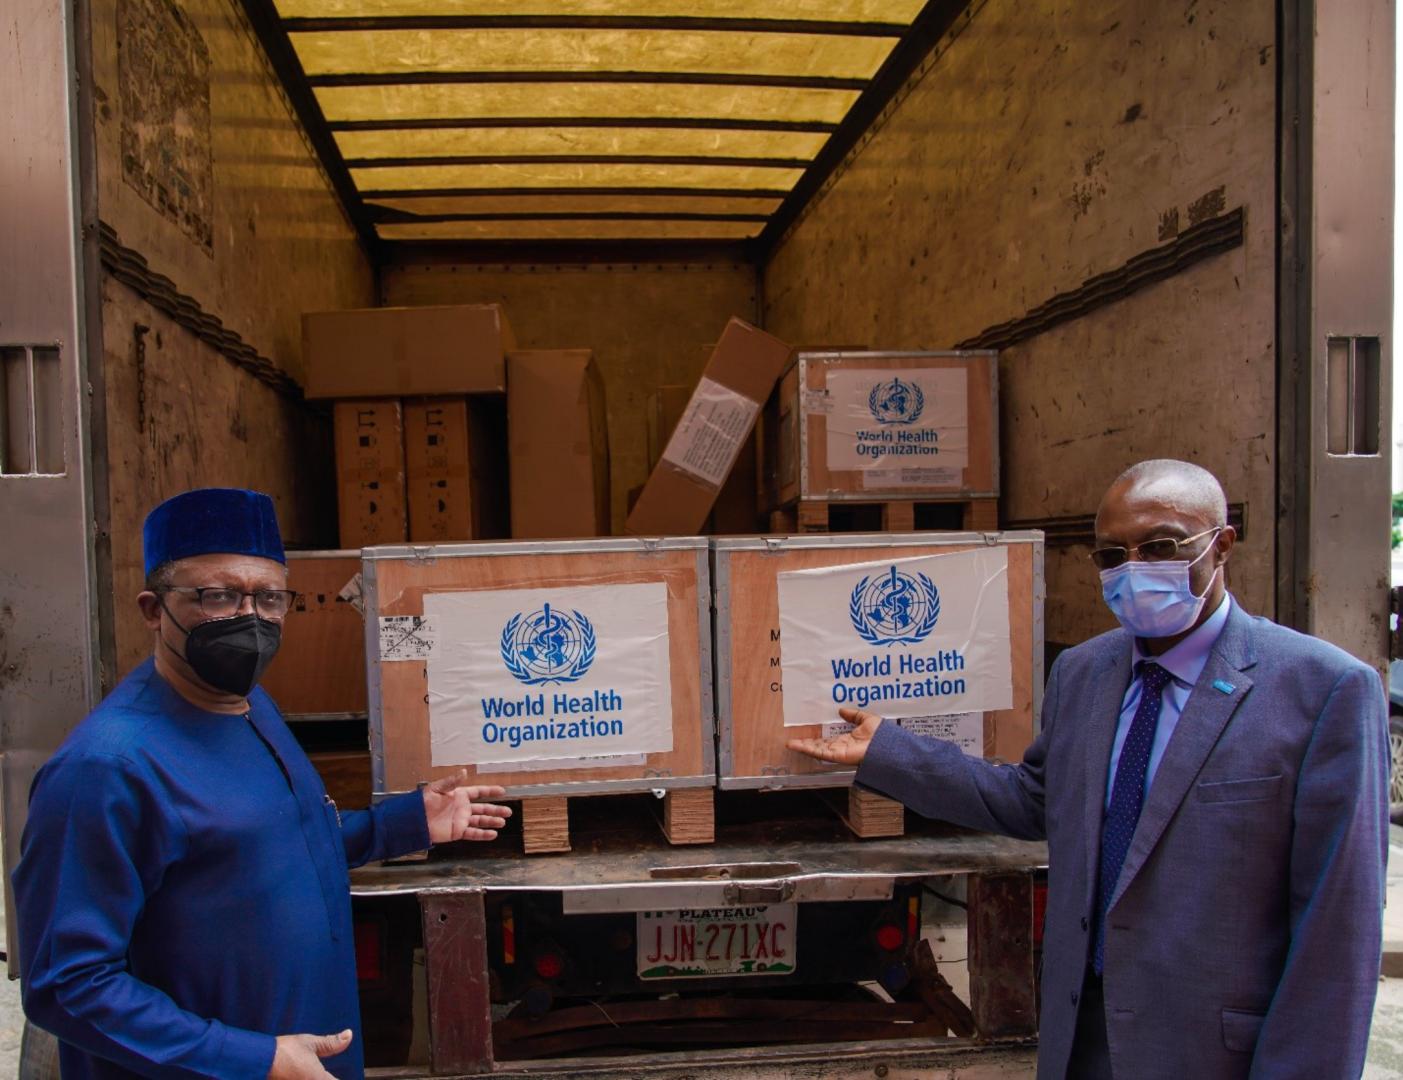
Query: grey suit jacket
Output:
[[856, 598, 1388, 1079]]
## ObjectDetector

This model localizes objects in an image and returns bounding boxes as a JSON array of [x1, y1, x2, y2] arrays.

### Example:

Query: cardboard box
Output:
[[649, 373, 759, 535], [712, 532, 1042, 790], [333, 400, 407, 547], [625, 318, 791, 536], [404, 396, 509, 542], [508, 350, 610, 539], [261, 551, 367, 717], [303, 304, 513, 400], [765, 350, 998, 508]]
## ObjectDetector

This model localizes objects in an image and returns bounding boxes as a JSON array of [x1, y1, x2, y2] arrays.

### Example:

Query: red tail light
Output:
[[533, 950, 565, 980], [875, 924, 905, 952]]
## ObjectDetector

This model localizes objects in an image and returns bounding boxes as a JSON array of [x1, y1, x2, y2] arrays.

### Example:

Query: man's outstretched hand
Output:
[[268, 1030, 352, 1079], [785, 708, 884, 767], [423, 772, 512, 843]]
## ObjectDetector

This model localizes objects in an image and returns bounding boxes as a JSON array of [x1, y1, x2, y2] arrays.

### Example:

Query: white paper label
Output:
[[861, 466, 963, 490], [824, 368, 969, 480], [339, 572, 366, 617], [822, 711, 983, 754], [477, 753, 647, 774], [778, 547, 1012, 727], [425, 582, 674, 766], [801, 388, 833, 415], [660, 377, 760, 488], [378, 615, 437, 660]]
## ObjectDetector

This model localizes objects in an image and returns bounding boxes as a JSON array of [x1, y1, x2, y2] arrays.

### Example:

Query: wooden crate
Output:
[[763, 351, 998, 511], [364, 538, 715, 852], [767, 497, 999, 535], [262, 551, 368, 718], [712, 533, 1043, 806]]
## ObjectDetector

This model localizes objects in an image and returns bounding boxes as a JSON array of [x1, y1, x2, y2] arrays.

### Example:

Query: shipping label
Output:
[[425, 582, 674, 765], [660, 377, 760, 488], [778, 547, 1012, 727], [822, 368, 968, 483]]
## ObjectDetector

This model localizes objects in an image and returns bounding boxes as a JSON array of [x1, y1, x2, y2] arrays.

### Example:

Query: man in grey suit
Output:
[[789, 460, 1388, 1078]]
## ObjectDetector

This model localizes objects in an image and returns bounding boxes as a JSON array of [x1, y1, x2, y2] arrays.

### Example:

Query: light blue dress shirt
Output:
[[1105, 593, 1233, 807]]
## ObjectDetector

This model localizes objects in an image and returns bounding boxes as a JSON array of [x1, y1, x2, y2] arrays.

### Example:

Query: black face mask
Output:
[[161, 601, 282, 698]]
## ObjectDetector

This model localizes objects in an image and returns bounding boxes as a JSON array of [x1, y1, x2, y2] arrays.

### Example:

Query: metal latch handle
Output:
[[723, 880, 795, 905]]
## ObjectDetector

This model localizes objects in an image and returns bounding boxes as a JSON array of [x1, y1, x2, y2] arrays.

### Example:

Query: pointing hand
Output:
[[786, 707, 884, 767], [423, 771, 513, 843]]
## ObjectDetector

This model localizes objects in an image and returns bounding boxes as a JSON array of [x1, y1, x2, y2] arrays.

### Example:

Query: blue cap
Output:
[[142, 488, 286, 577]]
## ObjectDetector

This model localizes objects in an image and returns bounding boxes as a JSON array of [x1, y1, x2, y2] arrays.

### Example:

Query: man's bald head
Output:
[[1100, 459, 1227, 530]]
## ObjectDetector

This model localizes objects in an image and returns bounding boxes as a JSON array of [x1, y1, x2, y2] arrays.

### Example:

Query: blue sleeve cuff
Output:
[[215, 1023, 277, 1079], [855, 720, 961, 802], [377, 790, 431, 859]]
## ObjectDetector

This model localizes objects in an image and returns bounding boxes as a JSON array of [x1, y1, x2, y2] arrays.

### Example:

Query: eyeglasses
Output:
[[161, 586, 298, 619], [1089, 527, 1221, 572]]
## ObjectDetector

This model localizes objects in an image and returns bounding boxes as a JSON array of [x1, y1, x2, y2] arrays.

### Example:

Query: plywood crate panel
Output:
[[262, 551, 367, 717], [365, 537, 713, 797], [713, 532, 1043, 790], [765, 351, 998, 509]]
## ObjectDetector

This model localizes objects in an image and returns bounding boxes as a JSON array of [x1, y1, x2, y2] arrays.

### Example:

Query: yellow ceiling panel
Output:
[[335, 126, 827, 161], [352, 160, 803, 190], [366, 193, 782, 216], [376, 219, 763, 241], [316, 83, 858, 124], [276, 1, 926, 23], [292, 29, 893, 81]]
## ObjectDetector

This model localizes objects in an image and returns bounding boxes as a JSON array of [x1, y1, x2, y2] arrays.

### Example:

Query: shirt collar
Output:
[[1132, 592, 1233, 688]]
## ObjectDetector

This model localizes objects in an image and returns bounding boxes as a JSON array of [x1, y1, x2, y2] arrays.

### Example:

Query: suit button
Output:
[[1081, 916, 1089, 931], [1071, 992, 1079, 1006]]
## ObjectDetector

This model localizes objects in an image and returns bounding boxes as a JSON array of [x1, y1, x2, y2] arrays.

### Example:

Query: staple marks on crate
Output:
[[519, 788, 715, 854], [768, 497, 999, 535]]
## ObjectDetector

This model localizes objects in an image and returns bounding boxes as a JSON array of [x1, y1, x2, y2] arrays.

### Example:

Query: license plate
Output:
[[636, 904, 797, 979]]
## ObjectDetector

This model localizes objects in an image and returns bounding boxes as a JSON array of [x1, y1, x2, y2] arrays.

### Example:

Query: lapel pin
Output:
[[1212, 679, 1236, 694]]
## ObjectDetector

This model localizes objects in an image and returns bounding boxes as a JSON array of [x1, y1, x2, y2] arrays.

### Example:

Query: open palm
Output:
[[786, 707, 884, 766]]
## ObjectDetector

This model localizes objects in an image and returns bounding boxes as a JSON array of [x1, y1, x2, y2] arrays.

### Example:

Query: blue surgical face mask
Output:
[[1099, 534, 1222, 639]]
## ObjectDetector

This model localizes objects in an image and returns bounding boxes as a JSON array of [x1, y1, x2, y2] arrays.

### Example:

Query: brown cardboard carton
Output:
[[625, 318, 791, 536], [333, 400, 407, 547], [508, 350, 610, 538], [404, 396, 509, 542], [650, 369, 758, 535], [303, 304, 513, 400]]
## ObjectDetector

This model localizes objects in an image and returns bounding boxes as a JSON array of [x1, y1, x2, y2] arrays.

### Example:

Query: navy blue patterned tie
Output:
[[1093, 660, 1173, 975]]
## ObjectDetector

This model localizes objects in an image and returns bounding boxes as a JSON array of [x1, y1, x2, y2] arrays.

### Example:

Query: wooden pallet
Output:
[[768, 497, 999, 535], [819, 787, 907, 839], [520, 787, 715, 854]]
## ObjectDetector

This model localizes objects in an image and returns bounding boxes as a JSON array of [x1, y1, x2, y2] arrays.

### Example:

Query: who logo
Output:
[[500, 602, 597, 685], [867, 376, 925, 425], [849, 565, 941, 646]]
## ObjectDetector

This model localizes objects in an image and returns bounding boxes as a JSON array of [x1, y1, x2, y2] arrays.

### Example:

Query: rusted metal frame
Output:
[[419, 888, 494, 1076], [345, 154, 813, 169], [236, 0, 382, 260], [1275, 0, 1311, 631], [754, 0, 975, 259], [360, 185, 792, 199], [966, 871, 1038, 1040], [328, 116, 841, 134], [281, 15, 910, 37], [306, 71, 871, 91], [955, 207, 1246, 351]]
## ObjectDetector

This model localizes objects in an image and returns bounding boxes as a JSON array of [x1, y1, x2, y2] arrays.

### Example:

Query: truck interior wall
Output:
[[89, 0, 372, 676], [380, 262, 759, 533], [760, 0, 1277, 649]]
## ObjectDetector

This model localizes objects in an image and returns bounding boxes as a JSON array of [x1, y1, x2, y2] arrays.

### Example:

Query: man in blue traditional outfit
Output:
[[13, 488, 513, 1079]]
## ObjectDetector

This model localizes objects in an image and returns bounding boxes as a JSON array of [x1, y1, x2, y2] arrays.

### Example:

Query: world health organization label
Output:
[[424, 582, 674, 765], [777, 547, 1012, 727], [821, 368, 969, 484]]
